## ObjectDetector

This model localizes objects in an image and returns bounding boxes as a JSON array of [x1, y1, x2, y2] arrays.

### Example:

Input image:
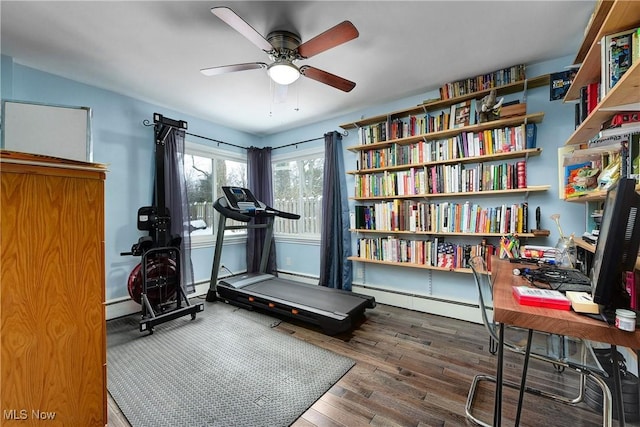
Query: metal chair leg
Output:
[[514, 329, 534, 426]]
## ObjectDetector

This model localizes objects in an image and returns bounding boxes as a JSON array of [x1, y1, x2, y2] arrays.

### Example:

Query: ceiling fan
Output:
[[200, 7, 359, 92]]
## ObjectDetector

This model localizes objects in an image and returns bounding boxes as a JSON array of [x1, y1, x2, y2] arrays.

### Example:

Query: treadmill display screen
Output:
[[221, 186, 261, 211]]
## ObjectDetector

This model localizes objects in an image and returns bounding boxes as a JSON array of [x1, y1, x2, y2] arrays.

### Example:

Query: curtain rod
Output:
[[270, 130, 349, 150], [142, 119, 347, 151]]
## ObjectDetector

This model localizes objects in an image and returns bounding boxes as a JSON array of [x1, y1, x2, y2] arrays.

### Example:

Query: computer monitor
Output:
[[590, 177, 640, 311]]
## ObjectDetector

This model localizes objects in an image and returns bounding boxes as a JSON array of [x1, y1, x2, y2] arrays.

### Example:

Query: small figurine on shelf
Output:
[[477, 89, 504, 123]]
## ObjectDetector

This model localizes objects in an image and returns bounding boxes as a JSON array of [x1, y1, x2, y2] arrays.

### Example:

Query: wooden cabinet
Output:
[[0, 151, 107, 426], [340, 76, 550, 273]]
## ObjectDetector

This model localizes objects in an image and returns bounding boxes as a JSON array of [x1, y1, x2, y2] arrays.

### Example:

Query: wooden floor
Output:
[[108, 303, 636, 426]]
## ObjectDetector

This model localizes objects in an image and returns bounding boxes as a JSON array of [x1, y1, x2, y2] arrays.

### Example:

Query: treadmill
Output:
[[205, 186, 375, 335]]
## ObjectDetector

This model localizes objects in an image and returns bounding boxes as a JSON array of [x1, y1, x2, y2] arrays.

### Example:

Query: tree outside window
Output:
[[272, 149, 324, 238], [184, 142, 247, 244]]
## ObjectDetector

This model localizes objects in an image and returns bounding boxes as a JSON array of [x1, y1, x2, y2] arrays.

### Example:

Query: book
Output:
[[601, 27, 638, 97], [549, 70, 575, 101], [450, 100, 473, 129], [601, 112, 640, 130], [565, 291, 600, 314], [608, 30, 634, 90], [512, 286, 571, 310], [525, 123, 537, 149], [577, 85, 588, 128], [598, 123, 640, 138], [586, 82, 599, 116]]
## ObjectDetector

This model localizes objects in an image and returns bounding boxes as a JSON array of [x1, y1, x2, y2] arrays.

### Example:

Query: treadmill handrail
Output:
[[213, 198, 252, 222], [213, 197, 301, 221]]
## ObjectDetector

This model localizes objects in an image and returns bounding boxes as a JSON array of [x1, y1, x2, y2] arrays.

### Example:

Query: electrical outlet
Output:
[[285, 257, 292, 266]]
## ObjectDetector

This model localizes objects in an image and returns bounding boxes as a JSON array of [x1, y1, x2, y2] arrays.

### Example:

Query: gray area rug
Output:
[[107, 300, 354, 427]]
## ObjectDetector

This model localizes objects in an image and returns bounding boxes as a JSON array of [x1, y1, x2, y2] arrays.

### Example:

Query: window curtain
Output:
[[246, 146, 277, 275], [319, 131, 352, 290], [163, 127, 195, 293]]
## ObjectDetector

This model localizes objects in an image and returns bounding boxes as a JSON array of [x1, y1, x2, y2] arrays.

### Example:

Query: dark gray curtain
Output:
[[163, 128, 194, 293], [246, 146, 277, 275], [319, 131, 352, 290]]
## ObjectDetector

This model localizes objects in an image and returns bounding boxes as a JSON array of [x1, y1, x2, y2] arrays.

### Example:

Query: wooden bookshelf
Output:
[[350, 185, 550, 201], [565, 61, 640, 145], [347, 256, 473, 274], [347, 148, 542, 175], [351, 229, 538, 238], [339, 75, 550, 131], [564, 0, 640, 102], [573, 0, 615, 65], [345, 113, 544, 151], [575, 238, 596, 254], [347, 69, 550, 275], [564, 189, 609, 203]]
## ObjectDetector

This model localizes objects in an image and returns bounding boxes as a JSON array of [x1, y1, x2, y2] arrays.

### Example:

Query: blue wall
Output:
[[2, 54, 585, 305]]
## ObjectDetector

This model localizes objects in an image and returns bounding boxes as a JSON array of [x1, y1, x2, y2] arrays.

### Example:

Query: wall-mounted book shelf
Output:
[[347, 68, 550, 274], [350, 185, 550, 201], [351, 229, 539, 238], [345, 113, 545, 152], [347, 148, 542, 175], [339, 75, 550, 131], [346, 256, 473, 274], [564, 0, 640, 102], [565, 61, 640, 145]]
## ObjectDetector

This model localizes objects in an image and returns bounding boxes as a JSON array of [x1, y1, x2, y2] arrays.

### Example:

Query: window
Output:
[[184, 142, 247, 246], [272, 147, 324, 240]]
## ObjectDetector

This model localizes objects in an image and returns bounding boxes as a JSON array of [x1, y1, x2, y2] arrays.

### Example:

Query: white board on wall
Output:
[[1, 100, 92, 162]]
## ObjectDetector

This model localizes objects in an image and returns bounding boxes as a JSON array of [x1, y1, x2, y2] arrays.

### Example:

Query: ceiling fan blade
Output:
[[297, 21, 359, 59], [211, 7, 274, 52], [300, 66, 356, 92], [200, 62, 267, 76]]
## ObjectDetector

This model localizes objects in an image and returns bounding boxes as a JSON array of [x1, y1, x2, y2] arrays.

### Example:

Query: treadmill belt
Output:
[[244, 279, 366, 314]]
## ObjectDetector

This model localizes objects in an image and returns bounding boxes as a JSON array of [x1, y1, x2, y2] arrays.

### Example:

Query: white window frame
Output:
[[272, 145, 324, 244], [185, 141, 247, 249]]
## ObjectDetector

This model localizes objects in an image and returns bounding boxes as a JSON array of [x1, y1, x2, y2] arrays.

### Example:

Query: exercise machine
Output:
[[206, 186, 375, 335], [121, 113, 204, 333]]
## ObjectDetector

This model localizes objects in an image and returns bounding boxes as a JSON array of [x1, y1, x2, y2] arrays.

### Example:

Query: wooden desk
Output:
[[493, 258, 640, 348], [491, 257, 640, 426]]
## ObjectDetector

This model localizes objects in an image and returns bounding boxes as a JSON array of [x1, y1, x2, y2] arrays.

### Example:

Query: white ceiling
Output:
[[1, 1, 596, 136]]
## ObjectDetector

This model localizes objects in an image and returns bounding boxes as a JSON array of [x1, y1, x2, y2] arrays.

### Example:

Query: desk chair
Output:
[[464, 255, 612, 427]]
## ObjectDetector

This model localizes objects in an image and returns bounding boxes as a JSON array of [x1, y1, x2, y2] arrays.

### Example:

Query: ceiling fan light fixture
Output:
[[267, 61, 300, 85]]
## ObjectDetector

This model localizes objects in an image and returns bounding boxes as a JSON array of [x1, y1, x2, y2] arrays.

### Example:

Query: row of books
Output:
[[439, 64, 527, 100], [356, 111, 453, 145], [356, 236, 496, 270], [574, 27, 640, 129], [357, 112, 537, 149], [356, 124, 537, 170], [354, 160, 528, 198], [353, 200, 530, 235]]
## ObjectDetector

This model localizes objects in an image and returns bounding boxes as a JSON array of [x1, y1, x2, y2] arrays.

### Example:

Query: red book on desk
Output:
[[512, 286, 571, 310]]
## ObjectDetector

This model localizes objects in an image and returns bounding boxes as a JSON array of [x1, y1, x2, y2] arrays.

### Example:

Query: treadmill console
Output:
[[221, 186, 264, 212]]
